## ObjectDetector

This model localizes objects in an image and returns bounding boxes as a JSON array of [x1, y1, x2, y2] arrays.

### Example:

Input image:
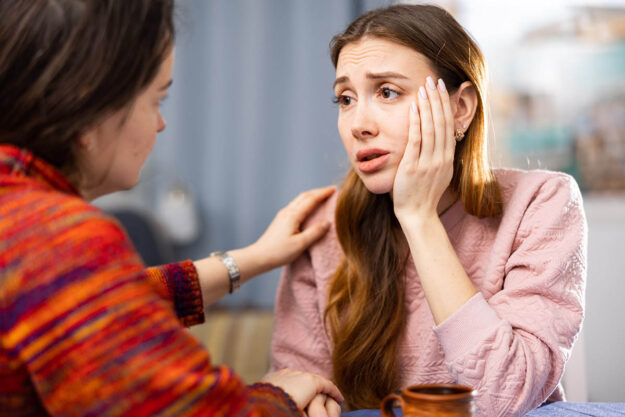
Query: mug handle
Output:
[[380, 393, 403, 417]]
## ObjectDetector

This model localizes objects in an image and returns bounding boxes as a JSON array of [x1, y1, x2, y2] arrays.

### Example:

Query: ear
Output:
[[77, 131, 96, 153], [452, 81, 478, 139]]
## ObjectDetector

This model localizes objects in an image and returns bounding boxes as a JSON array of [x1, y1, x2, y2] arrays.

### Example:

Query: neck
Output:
[[437, 188, 458, 216]]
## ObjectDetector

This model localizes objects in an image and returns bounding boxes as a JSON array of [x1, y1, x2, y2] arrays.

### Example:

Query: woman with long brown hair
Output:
[[0, 1, 343, 416], [271, 4, 586, 416]]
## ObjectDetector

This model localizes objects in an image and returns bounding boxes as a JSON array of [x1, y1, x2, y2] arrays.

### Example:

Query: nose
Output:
[[350, 102, 378, 140], [157, 113, 167, 133]]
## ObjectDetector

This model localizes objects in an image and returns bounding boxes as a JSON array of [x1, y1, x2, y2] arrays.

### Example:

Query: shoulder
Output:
[[48, 190, 127, 237], [0, 187, 142, 309], [302, 189, 338, 229], [300, 188, 343, 272], [2, 186, 133, 260], [492, 169, 586, 238], [494, 168, 583, 212]]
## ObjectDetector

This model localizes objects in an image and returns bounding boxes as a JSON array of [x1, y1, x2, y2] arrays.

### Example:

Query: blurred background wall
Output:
[[95, 0, 625, 402]]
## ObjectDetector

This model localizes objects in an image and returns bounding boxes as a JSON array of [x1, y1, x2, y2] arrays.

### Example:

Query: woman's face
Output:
[[334, 37, 438, 194], [78, 49, 174, 200]]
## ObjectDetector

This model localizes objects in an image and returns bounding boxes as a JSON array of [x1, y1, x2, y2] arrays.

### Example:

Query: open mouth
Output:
[[356, 150, 391, 173], [362, 154, 383, 161], [356, 149, 389, 162]]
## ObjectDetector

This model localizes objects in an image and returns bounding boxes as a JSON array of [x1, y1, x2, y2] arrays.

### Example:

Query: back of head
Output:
[[325, 4, 502, 410], [0, 0, 174, 174]]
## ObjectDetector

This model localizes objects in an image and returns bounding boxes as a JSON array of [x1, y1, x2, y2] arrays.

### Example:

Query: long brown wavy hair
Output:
[[324, 5, 503, 410]]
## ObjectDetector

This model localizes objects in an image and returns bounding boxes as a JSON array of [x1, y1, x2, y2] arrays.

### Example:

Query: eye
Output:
[[332, 95, 353, 107], [378, 87, 399, 100]]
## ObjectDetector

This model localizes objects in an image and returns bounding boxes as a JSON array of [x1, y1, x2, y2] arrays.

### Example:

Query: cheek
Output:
[[384, 109, 410, 152], [132, 111, 158, 156], [337, 116, 352, 153]]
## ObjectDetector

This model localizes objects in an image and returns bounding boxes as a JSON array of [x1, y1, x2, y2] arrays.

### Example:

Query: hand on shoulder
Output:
[[250, 186, 335, 270]]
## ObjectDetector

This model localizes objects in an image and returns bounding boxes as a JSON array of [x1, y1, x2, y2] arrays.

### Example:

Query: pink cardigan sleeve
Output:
[[270, 253, 333, 379], [433, 173, 587, 416]]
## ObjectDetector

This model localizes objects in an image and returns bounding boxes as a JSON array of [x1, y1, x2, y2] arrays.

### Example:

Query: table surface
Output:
[[342, 402, 625, 416]]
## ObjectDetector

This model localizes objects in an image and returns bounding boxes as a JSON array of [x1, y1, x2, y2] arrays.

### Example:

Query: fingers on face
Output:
[[420, 76, 455, 163], [406, 100, 421, 162], [425, 76, 446, 156], [417, 84, 434, 159], [437, 78, 455, 159]]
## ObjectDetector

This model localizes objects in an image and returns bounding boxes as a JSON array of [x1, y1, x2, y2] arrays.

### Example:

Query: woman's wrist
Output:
[[396, 209, 441, 234], [228, 244, 275, 282], [192, 245, 265, 306]]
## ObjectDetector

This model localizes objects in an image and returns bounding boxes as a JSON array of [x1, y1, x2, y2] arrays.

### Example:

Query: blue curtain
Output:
[[114, 0, 392, 307]]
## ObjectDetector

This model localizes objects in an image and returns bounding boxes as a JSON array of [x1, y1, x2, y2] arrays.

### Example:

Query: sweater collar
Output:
[[0, 144, 80, 196]]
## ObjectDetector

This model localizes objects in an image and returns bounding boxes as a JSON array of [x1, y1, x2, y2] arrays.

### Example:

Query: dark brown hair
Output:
[[324, 4, 502, 410], [0, 0, 175, 173]]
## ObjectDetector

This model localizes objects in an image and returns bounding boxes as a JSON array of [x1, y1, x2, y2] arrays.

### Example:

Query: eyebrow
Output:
[[333, 71, 409, 89], [159, 79, 173, 90]]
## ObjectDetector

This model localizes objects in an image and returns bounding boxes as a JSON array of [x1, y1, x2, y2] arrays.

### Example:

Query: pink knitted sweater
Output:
[[271, 169, 587, 417]]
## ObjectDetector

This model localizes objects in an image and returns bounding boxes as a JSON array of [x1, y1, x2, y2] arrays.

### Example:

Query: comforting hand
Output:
[[251, 186, 335, 269], [305, 394, 341, 417], [392, 76, 455, 222], [261, 368, 343, 412]]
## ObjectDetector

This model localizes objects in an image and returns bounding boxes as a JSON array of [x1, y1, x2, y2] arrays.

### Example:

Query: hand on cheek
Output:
[[393, 76, 456, 222]]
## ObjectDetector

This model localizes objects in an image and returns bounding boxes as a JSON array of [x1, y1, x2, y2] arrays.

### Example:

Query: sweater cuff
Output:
[[145, 260, 205, 327], [433, 292, 504, 362], [248, 382, 303, 416]]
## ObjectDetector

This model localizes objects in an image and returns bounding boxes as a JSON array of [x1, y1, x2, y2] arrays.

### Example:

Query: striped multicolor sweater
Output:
[[0, 145, 302, 417]]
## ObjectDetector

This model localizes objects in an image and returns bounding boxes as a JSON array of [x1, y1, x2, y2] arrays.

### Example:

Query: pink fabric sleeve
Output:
[[433, 173, 587, 417], [270, 253, 333, 379]]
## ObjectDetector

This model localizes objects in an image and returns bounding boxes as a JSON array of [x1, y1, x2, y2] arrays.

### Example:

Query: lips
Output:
[[356, 148, 390, 173]]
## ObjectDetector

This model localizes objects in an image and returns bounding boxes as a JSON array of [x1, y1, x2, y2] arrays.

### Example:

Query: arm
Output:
[[392, 77, 478, 325], [145, 261, 205, 327], [434, 175, 586, 416], [393, 79, 586, 415], [9, 217, 333, 417], [145, 186, 335, 325]]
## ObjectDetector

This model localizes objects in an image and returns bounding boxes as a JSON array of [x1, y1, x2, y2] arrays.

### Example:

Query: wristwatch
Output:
[[210, 251, 241, 293]]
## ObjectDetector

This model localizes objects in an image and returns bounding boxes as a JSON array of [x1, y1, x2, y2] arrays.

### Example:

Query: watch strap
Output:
[[210, 251, 241, 293]]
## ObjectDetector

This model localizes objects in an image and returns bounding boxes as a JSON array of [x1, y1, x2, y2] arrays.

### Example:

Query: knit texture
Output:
[[0, 145, 302, 417], [271, 169, 587, 417]]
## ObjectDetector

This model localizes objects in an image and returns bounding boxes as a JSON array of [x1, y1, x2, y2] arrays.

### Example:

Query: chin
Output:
[[358, 175, 393, 195], [125, 179, 140, 190], [118, 176, 140, 192]]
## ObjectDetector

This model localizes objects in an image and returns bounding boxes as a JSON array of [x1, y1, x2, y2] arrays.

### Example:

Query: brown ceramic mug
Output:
[[380, 383, 476, 417]]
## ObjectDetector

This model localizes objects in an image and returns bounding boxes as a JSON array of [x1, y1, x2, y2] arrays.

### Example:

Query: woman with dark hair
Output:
[[271, 4, 587, 416], [0, 1, 342, 416]]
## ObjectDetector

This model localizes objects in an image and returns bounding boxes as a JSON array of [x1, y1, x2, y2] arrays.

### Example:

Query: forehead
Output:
[[336, 37, 434, 78], [153, 48, 175, 85]]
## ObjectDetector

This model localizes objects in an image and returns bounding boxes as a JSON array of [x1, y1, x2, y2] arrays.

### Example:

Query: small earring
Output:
[[454, 128, 465, 142]]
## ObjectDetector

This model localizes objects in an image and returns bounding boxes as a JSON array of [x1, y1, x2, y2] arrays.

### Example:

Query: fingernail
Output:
[[410, 101, 417, 113], [426, 76, 436, 90], [438, 78, 446, 92], [419, 86, 427, 99]]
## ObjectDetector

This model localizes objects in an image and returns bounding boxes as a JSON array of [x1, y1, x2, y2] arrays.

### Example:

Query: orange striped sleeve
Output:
[[2, 210, 302, 417], [145, 261, 205, 327]]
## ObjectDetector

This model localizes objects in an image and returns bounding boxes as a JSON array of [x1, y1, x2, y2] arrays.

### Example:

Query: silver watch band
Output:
[[210, 251, 241, 293]]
